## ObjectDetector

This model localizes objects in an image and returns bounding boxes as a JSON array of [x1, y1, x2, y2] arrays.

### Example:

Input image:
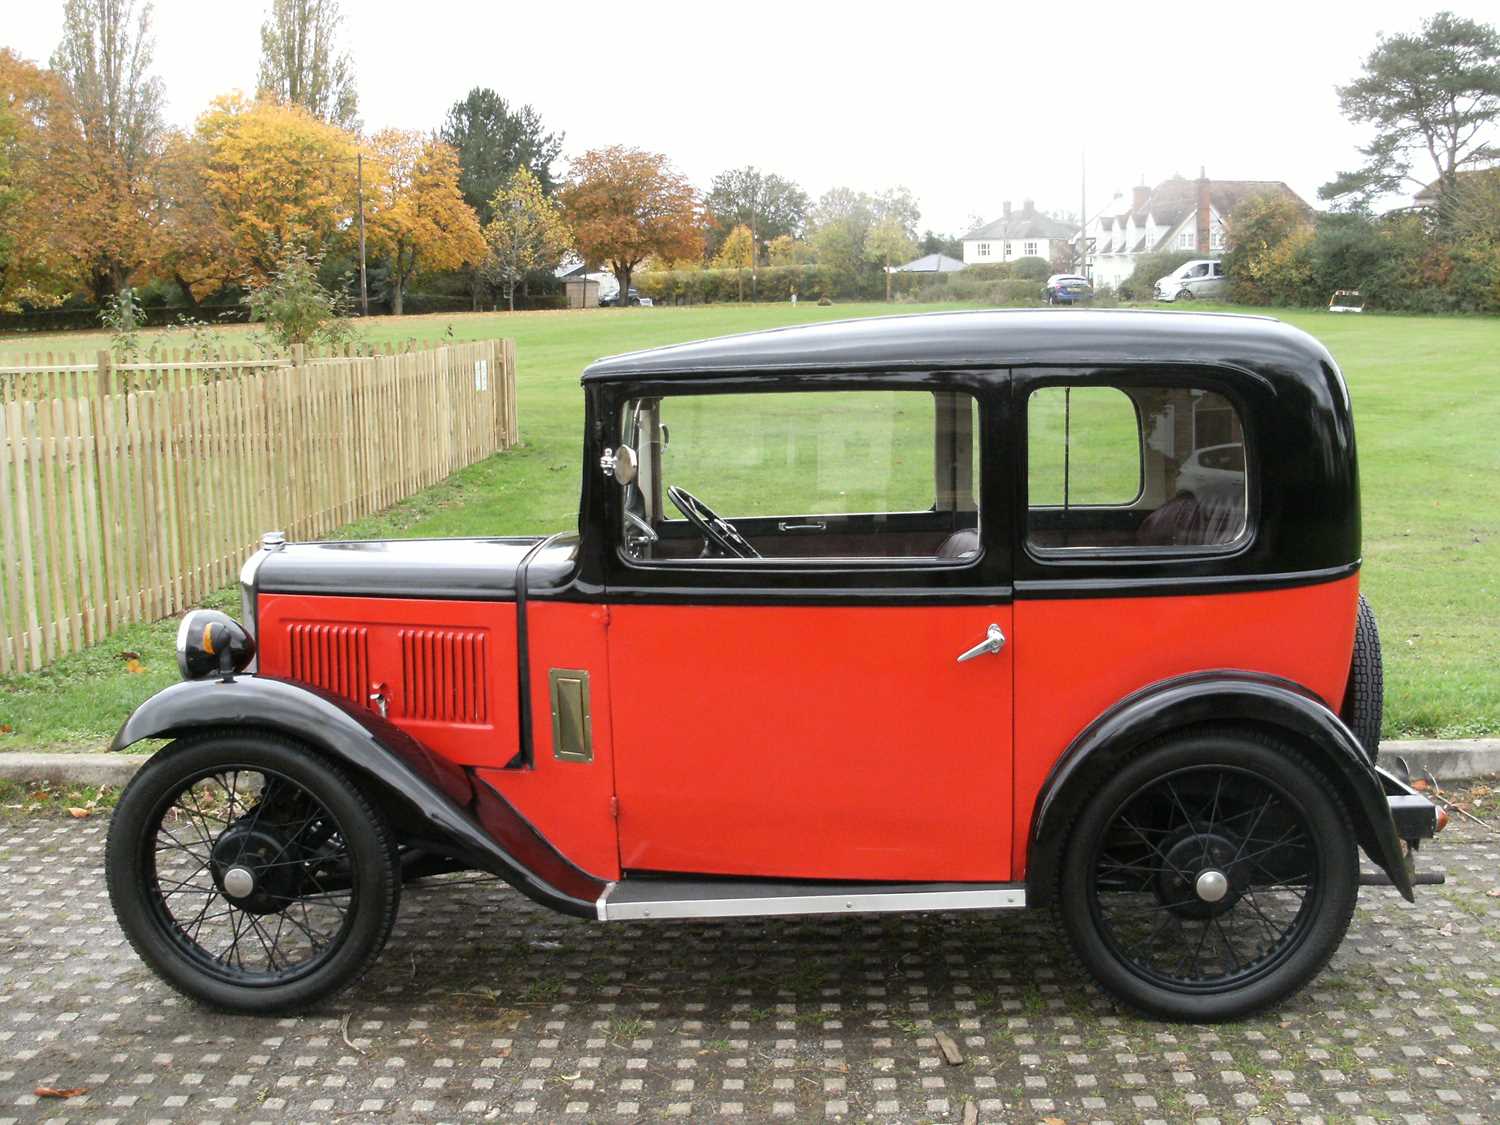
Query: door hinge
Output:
[[610, 795, 619, 819]]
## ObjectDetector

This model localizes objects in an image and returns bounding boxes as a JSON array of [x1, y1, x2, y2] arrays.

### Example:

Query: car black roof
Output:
[[579, 308, 1336, 382]]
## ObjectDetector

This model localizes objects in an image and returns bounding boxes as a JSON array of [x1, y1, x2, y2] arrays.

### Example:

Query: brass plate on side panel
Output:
[[549, 668, 593, 763]]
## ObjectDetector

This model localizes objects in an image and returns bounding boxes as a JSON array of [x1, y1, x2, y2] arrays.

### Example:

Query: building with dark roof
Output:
[[960, 201, 1076, 266], [1085, 172, 1308, 288]]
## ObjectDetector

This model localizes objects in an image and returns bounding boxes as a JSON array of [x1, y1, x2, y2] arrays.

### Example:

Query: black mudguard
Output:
[[110, 675, 605, 917], [1025, 670, 1415, 906]]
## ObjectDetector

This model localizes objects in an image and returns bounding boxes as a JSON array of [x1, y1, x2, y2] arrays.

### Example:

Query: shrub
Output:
[[1009, 256, 1050, 281], [244, 244, 354, 351]]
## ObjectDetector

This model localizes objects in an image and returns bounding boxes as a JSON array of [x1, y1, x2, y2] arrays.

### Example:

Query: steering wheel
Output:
[[668, 485, 761, 559]]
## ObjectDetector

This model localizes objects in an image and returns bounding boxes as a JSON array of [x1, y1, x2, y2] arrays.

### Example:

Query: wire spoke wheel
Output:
[[1056, 733, 1358, 1021], [107, 733, 401, 1013], [146, 767, 356, 984], [1089, 766, 1320, 993]]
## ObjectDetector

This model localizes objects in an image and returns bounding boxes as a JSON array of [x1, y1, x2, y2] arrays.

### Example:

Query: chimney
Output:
[[1002, 201, 1011, 218], [1196, 167, 1212, 254], [1132, 183, 1150, 212], [1022, 198, 1035, 215]]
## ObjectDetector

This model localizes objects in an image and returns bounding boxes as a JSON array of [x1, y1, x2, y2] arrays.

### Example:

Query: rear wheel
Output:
[[1055, 732, 1358, 1021], [106, 732, 401, 1013]]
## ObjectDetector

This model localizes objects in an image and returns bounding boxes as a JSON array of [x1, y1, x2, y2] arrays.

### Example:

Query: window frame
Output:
[[1015, 366, 1259, 567], [590, 371, 1011, 593], [614, 383, 982, 572]]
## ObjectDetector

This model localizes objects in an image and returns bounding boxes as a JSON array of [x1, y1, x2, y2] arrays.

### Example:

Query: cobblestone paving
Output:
[[1, 816, 1497, 1124]]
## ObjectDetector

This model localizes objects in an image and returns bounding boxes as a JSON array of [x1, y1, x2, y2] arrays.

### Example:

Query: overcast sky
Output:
[[6, 0, 1496, 233]]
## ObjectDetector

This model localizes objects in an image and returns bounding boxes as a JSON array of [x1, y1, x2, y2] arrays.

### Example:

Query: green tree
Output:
[[865, 218, 916, 301], [1321, 10, 1500, 224], [809, 187, 875, 294], [440, 88, 564, 223], [482, 166, 571, 311], [244, 242, 353, 350], [257, 0, 360, 130], [704, 166, 808, 260]]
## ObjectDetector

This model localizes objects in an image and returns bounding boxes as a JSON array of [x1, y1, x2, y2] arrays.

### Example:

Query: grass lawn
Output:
[[1, 301, 1496, 748]]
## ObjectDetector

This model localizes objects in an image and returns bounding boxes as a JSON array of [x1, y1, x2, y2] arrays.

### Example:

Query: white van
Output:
[[1154, 259, 1227, 302]]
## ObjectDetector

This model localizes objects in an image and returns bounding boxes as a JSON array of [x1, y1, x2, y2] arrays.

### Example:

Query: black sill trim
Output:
[[1014, 561, 1360, 600]]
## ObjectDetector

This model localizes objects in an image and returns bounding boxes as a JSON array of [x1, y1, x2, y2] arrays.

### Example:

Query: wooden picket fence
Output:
[[0, 338, 518, 673]]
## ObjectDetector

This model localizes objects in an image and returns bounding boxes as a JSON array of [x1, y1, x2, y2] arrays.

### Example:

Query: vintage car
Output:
[[105, 309, 1446, 1023]]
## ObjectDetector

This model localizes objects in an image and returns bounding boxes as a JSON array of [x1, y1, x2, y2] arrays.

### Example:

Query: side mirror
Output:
[[609, 444, 639, 484]]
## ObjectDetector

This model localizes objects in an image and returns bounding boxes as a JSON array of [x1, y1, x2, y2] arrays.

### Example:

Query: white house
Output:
[[961, 201, 1076, 266], [1085, 173, 1309, 289]]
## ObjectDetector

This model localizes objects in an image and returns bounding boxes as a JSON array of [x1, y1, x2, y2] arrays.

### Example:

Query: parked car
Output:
[[600, 287, 645, 307], [1043, 274, 1093, 305], [105, 309, 1444, 1022], [1155, 258, 1227, 301]]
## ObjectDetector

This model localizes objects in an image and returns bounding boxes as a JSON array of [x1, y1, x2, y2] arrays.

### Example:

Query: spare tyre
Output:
[[1341, 594, 1384, 759]]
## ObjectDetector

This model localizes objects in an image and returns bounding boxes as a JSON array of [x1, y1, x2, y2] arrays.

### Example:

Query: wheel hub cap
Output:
[[222, 866, 255, 899], [1195, 868, 1229, 903]]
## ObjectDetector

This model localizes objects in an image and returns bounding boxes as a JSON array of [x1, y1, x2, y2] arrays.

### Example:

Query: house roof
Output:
[[1414, 167, 1500, 203], [962, 205, 1076, 242], [1102, 176, 1309, 230], [894, 253, 967, 273]]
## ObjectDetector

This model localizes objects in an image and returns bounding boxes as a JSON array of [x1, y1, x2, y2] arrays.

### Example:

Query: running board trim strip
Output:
[[595, 881, 1026, 921]]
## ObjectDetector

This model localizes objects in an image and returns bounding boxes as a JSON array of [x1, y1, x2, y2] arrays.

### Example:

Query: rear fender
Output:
[[1024, 671, 1411, 907], [110, 675, 605, 917]]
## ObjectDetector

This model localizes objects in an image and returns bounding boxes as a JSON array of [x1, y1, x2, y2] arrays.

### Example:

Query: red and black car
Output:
[[105, 309, 1444, 1022]]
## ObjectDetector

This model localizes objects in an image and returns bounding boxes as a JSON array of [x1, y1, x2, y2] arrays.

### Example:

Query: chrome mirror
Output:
[[611, 444, 639, 484]]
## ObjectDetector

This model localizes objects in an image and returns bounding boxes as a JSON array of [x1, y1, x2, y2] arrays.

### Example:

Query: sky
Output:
[[6, 0, 1496, 234]]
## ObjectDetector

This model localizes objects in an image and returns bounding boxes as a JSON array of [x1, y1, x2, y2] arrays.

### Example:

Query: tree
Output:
[[244, 242, 353, 349], [1223, 193, 1318, 305], [919, 230, 962, 259], [257, 0, 359, 129], [482, 166, 570, 311], [50, 0, 165, 301], [561, 146, 703, 305], [440, 88, 564, 223], [712, 223, 754, 300], [0, 51, 76, 309], [809, 187, 875, 290], [1321, 10, 1500, 224], [865, 218, 917, 301], [704, 166, 808, 259], [191, 95, 359, 287], [366, 130, 484, 315]]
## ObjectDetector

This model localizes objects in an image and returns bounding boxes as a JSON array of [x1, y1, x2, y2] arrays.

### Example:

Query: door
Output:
[[602, 382, 1015, 883]]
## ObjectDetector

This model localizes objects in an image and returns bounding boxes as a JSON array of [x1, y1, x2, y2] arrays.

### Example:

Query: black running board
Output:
[[595, 879, 1027, 921]]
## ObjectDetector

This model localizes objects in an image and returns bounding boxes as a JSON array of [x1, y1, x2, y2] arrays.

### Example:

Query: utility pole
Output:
[[357, 152, 369, 317]]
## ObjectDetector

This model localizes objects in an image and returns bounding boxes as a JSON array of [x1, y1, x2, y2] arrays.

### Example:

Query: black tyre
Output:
[[1055, 731, 1358, 1022], [1341, 594, 1384, 759], [106, 731, 401, 1013]]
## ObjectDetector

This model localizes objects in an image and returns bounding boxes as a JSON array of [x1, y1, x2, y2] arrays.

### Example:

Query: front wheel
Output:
[[1055, 731, 1358, 1021], [106, 732, 401, 1013]]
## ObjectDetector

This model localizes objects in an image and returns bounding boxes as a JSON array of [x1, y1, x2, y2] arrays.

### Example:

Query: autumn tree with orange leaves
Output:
[[365, 130, 485, 315], [562, 146, 703, 303], [0, 50, 77, 309], [179, 95, 359, 291]]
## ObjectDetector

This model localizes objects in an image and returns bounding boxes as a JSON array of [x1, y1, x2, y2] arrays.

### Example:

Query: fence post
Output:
[[292, 344, 306, 368], [95, 350, 112, 399]]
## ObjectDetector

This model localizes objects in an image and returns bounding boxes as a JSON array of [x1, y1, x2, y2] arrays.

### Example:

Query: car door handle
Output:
[[956, 624, 1006, 663], [777, 519, 827, 532]]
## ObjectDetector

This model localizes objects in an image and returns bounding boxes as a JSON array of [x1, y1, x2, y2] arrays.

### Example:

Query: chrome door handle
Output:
[[956, 624, 1006, 663]]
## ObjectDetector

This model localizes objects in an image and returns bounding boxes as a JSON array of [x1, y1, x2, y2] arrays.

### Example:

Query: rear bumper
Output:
[[1376, 765, 1444, 841]]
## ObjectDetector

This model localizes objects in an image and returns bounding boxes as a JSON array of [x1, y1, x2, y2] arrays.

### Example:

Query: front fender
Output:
[[1025, 671, 1412, 906], [112, 675, 605, 917]]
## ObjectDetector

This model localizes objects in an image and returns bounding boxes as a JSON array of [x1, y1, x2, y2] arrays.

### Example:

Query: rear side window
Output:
[[1027, 384, 1249, 552]]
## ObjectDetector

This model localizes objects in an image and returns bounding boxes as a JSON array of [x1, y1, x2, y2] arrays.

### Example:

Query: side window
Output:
[[1027, 384, 1249, 552], [619, 390, 981, 564]]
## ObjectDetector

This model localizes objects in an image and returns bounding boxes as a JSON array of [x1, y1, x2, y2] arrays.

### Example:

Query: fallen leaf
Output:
[[66, 807, 91, 819], [0, 723, 13, 734], [34, 1087, 86, 1099], [124, 657, 145, 674], [1487, 888, 1500, 898], [933, 1028, 964, 1066], [1411, 779, 1428, 791]]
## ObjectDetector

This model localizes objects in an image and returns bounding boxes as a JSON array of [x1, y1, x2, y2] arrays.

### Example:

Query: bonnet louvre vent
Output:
[[286, 623, 370, 706], [399, 628, 489, 723]]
